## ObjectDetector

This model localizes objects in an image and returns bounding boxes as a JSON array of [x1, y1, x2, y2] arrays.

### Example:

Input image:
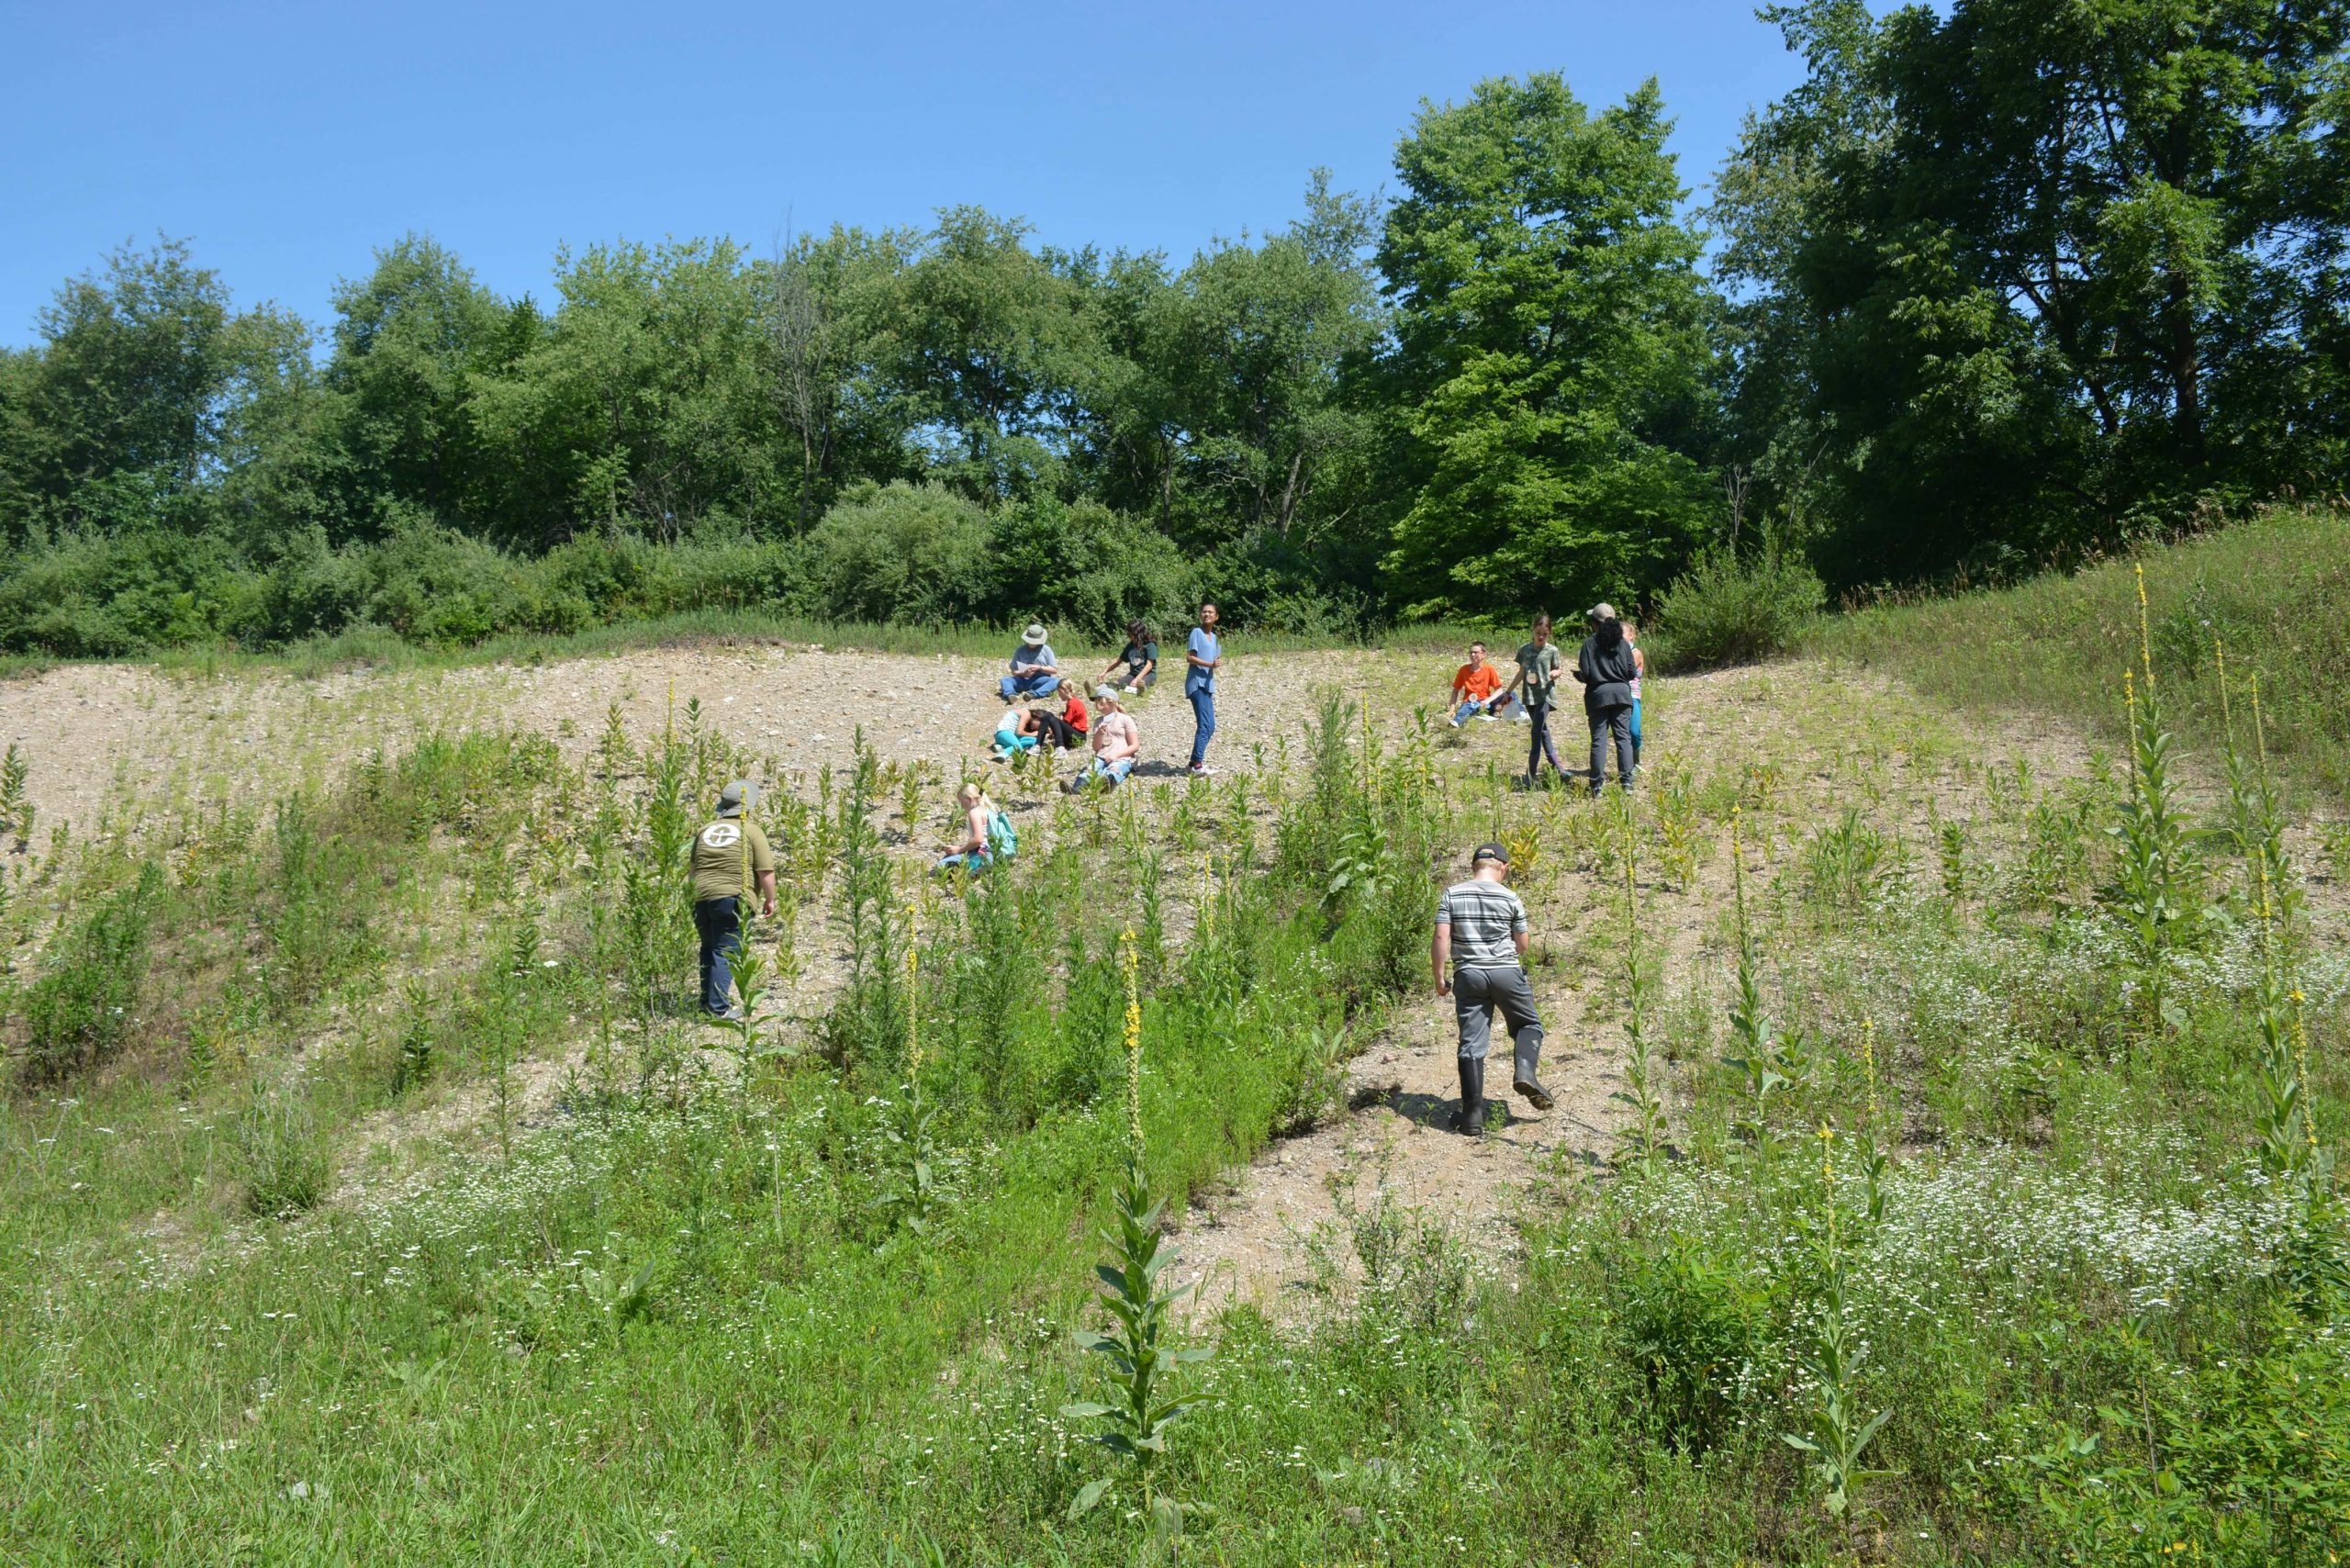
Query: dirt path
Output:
[[1165, 660, 2187, 1329]]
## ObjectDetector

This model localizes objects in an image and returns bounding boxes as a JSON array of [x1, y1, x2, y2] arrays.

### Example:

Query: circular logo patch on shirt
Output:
[[700, 823, 743, 849]]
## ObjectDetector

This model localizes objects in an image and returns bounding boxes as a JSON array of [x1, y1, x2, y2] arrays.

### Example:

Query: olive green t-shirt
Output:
[[689, 818, 775, 904], [1516, 641, 1563, 702]]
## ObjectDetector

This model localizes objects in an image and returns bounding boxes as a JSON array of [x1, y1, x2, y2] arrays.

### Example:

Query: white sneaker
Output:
[[1188, 764, 1216, 778], [1477, 712, 1499, 723]]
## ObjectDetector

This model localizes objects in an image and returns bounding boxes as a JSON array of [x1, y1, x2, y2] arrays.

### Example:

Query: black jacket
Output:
[[1574, 622, 1639, 713]]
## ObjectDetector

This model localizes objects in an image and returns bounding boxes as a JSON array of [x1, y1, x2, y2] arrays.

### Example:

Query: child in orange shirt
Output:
[[1447, 639, 1504, 728], [1451, 643, 1506, 725]]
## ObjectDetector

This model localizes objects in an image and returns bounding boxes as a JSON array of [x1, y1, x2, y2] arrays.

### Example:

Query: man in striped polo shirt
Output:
[[1432, 842, 1553, 1135]]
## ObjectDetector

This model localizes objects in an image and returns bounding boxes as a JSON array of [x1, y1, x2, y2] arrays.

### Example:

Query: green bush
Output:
[[1651, 543, 1826, 668], [807, 481, 993, 624], [1606, 1236, 1771, 1455], [17, 863, 164, 1084]]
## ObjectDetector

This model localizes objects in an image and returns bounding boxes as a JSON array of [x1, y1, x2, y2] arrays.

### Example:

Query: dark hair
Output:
[[1127, 620, 1151, 644], [1531, 612, 1552, 633], [1470, 640, 1486, 651]]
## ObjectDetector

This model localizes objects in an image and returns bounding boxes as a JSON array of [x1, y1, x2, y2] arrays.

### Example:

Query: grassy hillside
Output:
[[1811, 507, 2350, 801], [3, 546, 2346, 1563]]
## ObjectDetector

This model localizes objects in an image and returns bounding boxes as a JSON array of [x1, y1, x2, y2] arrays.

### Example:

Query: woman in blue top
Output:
[[1184, 602, 1222, 777]]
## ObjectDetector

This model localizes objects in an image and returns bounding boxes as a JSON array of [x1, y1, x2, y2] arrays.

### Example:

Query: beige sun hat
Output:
[[1022, 622, 1048, 646]]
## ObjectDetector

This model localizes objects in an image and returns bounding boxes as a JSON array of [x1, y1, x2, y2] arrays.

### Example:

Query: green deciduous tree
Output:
[[469, 239, 783, 546], [320, 235, 515, 538], [1379, 74, 1719, 621], [1715, 0, 2350, 583]]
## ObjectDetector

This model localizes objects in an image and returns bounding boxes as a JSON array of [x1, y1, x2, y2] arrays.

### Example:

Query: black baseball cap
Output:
[[1472, 842, 1510, 867]]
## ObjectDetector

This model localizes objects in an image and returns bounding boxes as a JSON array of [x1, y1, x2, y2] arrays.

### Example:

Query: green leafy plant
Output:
[[1612, 794, 1669, 1167], [0, 743, 30, 846], [1062, 932, 1212, 1553], [236, 1076, 331, 1219], [390, 981, 434, 1094], [2102, 566, 2202, 1037], [1721, 810, 1802, 1149], [19, 862, 162, 1084], [878, 936, 943, 1238], [1782, 1125, 1895, 1523]]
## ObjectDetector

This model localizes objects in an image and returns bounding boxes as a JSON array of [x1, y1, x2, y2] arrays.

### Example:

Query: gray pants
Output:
[[1453, 964, 1543, 1062], [1588, 703, 1634, 791]]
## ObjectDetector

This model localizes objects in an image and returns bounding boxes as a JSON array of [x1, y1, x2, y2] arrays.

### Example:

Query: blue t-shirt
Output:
[[1186, 627, 1220, 694], [1012, 642, 1056, 672]]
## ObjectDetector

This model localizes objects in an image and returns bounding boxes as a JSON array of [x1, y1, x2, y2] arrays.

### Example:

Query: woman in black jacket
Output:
[[1573, 603, 1639, 794]]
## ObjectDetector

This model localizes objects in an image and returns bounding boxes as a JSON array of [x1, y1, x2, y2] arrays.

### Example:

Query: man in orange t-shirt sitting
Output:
[[1451, 643, 1507, 726]]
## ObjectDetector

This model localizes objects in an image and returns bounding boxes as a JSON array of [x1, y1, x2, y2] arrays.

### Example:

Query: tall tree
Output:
[[468, 239, 782, 545], [0, 238, 319, 544], [1717, 0, 2350, 582], [880, 207, 1092, 499], [1151, 173, 1386, 552], [323, 236, 513, 537], [760, 225, 917, 534], [1378, 74, 1718, 620]]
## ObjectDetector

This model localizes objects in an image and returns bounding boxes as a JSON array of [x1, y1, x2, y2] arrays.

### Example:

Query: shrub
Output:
[[807, 481, 992, 624], [1651, 543, 1826, 667], [17, 863, 164, 1083], [1607, 1236, 1770, 1454], [978, 497, 1198, 641]]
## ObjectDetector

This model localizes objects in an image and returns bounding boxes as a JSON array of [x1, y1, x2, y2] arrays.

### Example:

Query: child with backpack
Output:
[[936, 781, 1015, 872]]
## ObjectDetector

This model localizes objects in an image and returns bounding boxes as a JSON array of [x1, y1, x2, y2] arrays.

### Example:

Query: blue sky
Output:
[[0, 0, 1813, 345]]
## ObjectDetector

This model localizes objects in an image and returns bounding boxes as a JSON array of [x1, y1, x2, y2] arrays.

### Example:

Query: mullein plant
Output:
[[1782, 1124, 1895, 1528], [1723, 808, 1796, 1153], [1854, 1019, 1890, 1226], [0, 742, 31, 847], [880, 920, 942, 1240], [2106, 565, 2200, 1037], [1062, 929, 1212, 1553], [1610, 794, 1669, 1168]]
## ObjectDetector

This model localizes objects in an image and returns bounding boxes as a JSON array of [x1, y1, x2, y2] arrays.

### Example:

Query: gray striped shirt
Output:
[[1436, 879, 1528, 969]]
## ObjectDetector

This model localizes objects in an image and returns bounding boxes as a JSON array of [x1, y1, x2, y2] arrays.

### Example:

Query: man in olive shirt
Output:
[[690, 779, 778, 1020]]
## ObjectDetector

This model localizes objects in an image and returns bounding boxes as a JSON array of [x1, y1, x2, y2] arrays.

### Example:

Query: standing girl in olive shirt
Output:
[[1507, 614, 1568, 787]]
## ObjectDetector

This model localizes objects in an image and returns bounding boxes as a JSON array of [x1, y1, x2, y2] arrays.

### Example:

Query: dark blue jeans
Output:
[[1187, 685, 1216, 767], [694, 896, 741, 1015]]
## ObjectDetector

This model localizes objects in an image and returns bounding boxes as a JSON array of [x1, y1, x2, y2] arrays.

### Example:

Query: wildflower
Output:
[[1120, 926, 1145, 1159]]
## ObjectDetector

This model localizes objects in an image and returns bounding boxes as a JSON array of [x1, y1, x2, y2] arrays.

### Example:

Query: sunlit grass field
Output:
[[3, 532, 2347, 1564]]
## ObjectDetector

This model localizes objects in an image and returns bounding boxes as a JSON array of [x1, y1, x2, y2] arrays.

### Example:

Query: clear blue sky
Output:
[[0, 0, 1812, 346]]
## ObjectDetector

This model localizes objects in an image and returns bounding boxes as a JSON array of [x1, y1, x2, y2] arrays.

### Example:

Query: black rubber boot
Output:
[[1513, 1035, 1555, 1111], [1454, 1056, 1486, 1136]]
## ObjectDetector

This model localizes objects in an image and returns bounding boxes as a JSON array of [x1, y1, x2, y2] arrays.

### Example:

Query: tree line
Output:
[[3, 0, 2344, 656]]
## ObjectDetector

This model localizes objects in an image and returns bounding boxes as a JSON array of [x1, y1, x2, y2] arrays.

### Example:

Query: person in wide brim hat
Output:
[[1002, 622, 1062, 703]]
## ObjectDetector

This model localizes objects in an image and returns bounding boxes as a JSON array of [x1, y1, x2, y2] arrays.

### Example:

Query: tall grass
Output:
[[1811, 506, 2350, 796]]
